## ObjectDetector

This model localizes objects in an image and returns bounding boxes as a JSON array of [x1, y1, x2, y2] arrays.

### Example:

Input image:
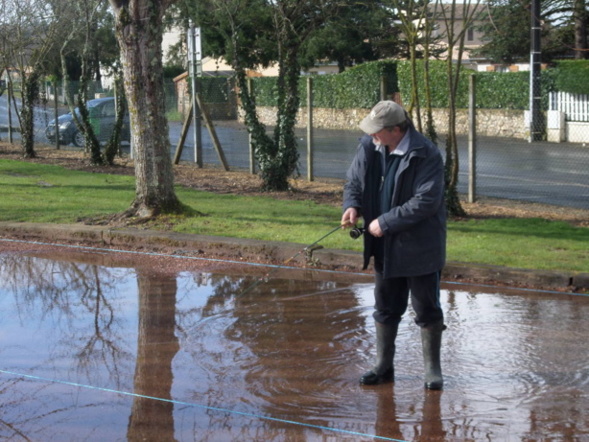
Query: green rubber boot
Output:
[[360, 322, 398, 385], [421, 320, 446, 390]]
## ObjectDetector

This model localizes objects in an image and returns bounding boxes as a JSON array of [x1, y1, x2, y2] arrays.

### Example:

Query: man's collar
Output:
[[377, 131, 409, 156]]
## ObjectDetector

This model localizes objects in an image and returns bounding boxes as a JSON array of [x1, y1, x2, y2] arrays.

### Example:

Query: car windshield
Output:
[[87, 100, 105, 108], [71, 100, 110, 117]]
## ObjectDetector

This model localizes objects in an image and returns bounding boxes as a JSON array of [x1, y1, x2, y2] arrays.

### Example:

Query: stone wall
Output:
[[244, 106, 528, 139]]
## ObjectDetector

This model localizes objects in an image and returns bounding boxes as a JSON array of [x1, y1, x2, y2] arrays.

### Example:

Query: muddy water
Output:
[[0, 242, 587, 441]]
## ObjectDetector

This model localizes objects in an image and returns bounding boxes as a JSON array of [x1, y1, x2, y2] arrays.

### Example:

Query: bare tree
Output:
[[108, 0, 183, 218], [435, 0, 482, 217], [1, 0, 70, 158], [389, 0, 443, 139]]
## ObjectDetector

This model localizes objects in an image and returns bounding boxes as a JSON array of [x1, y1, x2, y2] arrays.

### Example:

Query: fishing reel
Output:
[[349, 226, 365, 240]]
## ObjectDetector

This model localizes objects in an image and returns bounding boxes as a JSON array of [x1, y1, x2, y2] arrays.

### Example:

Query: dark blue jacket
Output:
[[343, 125, 447, 278]]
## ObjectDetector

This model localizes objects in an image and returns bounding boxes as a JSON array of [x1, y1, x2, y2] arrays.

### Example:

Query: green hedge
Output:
[[552, 60, 589, 95], [397, 60, 533, 109], [251, 60, 398, 109], [249, 59, 588, 111], [397, 60, 559, 110]]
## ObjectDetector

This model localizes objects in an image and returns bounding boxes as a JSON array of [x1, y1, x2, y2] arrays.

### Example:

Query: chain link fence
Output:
[[1, 76, 587, 210], [168, 76, 589, 211]]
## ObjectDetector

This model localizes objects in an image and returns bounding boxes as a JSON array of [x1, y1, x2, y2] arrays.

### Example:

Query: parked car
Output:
[[45, 97, 130, 147]]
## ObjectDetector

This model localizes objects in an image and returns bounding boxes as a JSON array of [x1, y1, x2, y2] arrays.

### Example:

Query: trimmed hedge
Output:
[[552, 60, 589, 95], [251, 60, 398, 109], [248, 59, 588, 111], [397, 60, 561, 110]]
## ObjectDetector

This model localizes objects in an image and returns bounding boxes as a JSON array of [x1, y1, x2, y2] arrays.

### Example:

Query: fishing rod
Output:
[[239, 224, 347, 297]]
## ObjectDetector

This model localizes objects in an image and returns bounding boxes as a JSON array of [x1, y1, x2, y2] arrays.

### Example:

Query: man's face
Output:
[[371, 127, 398, 148]]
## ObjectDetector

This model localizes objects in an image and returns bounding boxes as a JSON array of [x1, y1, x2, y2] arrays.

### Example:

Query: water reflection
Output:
[[0, 245, 588, 441], [127, 269, 179, 441]]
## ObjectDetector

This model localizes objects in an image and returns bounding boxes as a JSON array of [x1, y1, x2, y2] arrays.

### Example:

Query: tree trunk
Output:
[[20, 72, 40, 159], [268, 45, 300, 191], [574, 0, 588, 59], [445, 55, 466, 217], [408, 44, 423, 132], [109, 0, 181, 218]]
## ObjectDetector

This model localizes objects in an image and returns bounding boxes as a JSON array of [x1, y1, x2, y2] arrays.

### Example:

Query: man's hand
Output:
[[368, 219, 383, 237], [341, 207, 359, 228]]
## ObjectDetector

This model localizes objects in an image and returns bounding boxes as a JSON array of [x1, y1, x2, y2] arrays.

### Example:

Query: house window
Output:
[[467, 27, 474, 42]]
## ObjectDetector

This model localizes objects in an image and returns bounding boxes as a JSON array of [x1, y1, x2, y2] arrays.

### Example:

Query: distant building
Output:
[[417, 3, 531, 72]]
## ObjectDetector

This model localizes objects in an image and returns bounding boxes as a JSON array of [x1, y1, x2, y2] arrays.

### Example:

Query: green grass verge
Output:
[[1, 158, 588, 273]]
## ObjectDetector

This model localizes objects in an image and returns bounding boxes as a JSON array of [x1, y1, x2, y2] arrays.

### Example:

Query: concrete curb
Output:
[[0, 221, 587, 292]]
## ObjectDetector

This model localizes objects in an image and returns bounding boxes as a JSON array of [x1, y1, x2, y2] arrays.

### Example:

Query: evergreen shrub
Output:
[[248, 59, 587, 111], [552, 60, 589, 95], [251, 60, 398, 108]]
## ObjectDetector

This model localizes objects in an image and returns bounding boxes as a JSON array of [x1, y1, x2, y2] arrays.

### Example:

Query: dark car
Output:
[[45, 97, 130, 147]]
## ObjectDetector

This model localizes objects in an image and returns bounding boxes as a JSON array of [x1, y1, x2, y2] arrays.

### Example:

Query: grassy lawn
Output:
[[1, 158, 588, 274]]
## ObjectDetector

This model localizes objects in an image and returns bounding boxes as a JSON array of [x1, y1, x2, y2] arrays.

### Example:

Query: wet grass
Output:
[[1, 158, 588, 273]]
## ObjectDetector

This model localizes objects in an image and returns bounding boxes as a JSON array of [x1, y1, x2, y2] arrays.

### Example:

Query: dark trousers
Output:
[[373, 260, 443, 328]]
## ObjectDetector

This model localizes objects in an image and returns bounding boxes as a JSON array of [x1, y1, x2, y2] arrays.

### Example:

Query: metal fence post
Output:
[[53, 81, 60, 150], [380, 76, 387, 101], [247, 77, 256, 174], [307, 77, 314, 181], [529, 0, 543, 141], [468, 74, 477, 203], [7, 80, 13, 143]]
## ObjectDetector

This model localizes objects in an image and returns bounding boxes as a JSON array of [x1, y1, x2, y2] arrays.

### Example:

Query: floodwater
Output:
[[0, 239, 588, 441]]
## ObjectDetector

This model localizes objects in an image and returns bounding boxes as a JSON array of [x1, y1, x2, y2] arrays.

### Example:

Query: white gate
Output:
[[549, 91, 589, 122]]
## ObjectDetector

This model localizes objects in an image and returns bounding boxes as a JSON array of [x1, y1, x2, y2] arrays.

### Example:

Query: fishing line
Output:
[[0, 369, 407, 442]]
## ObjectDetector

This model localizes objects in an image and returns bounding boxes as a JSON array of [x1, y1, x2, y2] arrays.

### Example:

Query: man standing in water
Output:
[[341, 101, 447, 390]]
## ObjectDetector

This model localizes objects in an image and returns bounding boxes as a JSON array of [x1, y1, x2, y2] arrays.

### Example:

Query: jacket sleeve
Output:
[[342, 143, 366, 213], [378, 144, 445, 234]]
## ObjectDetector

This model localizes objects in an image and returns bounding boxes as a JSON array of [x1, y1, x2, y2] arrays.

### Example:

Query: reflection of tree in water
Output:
[[0, 255, 134, 383], [75, 265, 126, 381], [176, 271, 367, 438], [0, 254, 137, 438], [175, 274, 245, 337], [0, 377, 71, 440], [127, 269, 179, 442], [232, 277, 364, 423], [0, 254, 183, 439]]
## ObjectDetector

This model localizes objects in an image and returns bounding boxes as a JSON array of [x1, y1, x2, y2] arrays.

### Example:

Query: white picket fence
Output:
[[549, 91, 589, 122]]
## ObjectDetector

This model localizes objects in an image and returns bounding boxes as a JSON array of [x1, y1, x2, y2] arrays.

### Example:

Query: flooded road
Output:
[[0, 239, 587, 441]]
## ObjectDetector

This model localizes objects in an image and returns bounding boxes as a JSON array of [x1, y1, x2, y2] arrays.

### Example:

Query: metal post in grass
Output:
[[307, 77, 314, 182], [7, 80, 13, 144], [247, 77, 256, 175], [188, 21, 203, 167], [468, 74, 477, 203], [53, 80, 60, 150], [529, 0, 543, 142]]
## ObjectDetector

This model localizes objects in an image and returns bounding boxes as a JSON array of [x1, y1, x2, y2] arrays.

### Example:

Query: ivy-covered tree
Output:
[[185, 0, 340, 191]]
